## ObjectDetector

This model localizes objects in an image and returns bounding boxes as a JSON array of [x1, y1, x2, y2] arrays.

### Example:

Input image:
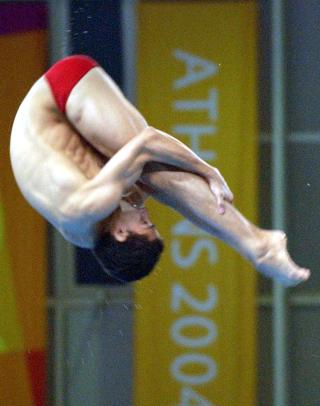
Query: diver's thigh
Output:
[[66, 67, 147, 156]]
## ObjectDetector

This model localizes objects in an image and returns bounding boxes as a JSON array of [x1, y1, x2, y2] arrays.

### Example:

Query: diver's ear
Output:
[[112, 226, 129, 242]]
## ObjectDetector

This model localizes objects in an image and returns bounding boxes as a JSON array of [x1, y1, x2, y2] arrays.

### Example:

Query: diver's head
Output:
[[92, 204, 164, 283]]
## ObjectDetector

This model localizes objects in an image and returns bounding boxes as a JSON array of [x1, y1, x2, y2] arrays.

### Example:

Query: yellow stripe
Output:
[[135, 2, 258, 405]]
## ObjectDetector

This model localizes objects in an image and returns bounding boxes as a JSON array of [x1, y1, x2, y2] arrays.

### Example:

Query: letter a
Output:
[[173, 49, 218, 90]]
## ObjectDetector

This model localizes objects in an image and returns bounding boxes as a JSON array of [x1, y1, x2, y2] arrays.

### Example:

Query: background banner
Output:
[[0, 4, 47, 405], [135, 1, 258, 405]]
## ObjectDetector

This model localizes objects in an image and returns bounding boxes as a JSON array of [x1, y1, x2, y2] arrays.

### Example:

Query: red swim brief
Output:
[[44, 55, 98, 113]]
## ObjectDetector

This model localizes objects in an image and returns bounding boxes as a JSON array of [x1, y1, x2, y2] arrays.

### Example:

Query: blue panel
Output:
[[70, 0, 123, 87], [71, 0, 124, 284]]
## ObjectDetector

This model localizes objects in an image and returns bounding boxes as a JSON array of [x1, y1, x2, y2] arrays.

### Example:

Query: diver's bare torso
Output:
[[10, 67, 146, 247]]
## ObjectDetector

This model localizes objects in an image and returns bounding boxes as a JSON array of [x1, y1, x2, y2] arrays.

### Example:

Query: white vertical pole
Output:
[[121, 0, 138, 103], [121, 2, 138, 403], [271, 0, 288, 405], [49, 0, 70, 63], [48, 1, 71, 405]]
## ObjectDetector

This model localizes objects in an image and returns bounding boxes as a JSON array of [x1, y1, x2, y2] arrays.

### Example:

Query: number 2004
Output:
[[170, 283, 218, 406]]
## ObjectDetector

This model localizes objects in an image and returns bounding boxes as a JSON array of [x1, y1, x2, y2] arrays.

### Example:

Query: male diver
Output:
[[10, 55, 310, 285]]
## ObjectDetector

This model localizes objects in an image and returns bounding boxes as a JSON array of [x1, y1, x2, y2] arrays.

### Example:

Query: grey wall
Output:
[[258, 1, 320, 405]]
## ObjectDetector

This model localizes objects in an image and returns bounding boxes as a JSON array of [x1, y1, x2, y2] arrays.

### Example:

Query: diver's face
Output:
[[110, 206, 160, 242]]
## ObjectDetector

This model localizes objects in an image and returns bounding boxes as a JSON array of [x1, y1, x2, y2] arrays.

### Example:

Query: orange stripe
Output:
[[0, 352, 33, 406]]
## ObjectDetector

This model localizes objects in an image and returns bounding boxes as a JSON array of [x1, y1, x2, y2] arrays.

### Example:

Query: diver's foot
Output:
[[252, 230, 310, 287]]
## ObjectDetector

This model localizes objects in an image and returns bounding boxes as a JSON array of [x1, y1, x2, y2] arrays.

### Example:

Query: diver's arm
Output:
[[60, 131, 152, 224], [143, 126, 233, 213]]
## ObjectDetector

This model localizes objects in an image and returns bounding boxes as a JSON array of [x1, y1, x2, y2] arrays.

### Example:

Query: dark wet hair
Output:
[[91, 231, 164, 283]]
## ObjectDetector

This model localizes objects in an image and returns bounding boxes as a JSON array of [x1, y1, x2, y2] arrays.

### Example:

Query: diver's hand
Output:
[[206, 168, 234, 214]]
